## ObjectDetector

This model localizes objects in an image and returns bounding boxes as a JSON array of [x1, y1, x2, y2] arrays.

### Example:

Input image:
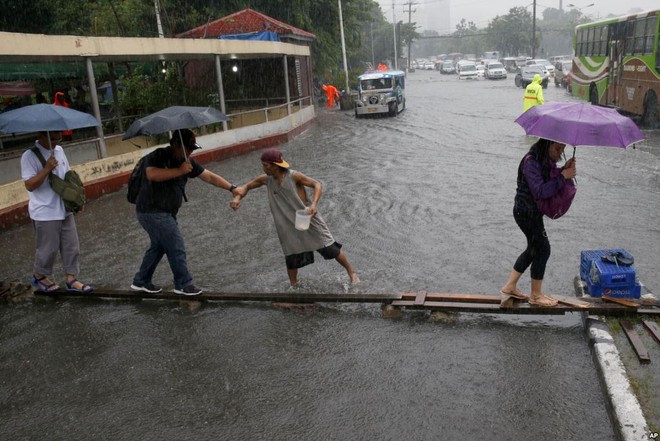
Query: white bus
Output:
[[354, 70, 406, 117]]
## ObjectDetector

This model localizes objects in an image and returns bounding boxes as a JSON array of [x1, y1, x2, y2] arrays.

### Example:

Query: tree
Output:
[[486, 7, 533, 57], [451, 19, 482, 56]]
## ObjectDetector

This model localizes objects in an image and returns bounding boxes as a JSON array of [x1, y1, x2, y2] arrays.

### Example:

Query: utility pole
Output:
[[392, 1, 398, 70], [338, 0, 350, 93], [532, 0, 537, 58], [370, 22, 375, 68], [403, 1, 417, 72], [154, 0, 164, 38]]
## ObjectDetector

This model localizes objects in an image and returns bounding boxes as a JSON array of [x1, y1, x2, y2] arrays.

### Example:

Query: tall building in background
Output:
[[419, 0, 451, 35]]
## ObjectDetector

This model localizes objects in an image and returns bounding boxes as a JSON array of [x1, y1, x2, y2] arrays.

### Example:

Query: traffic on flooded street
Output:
[[2, 70, 659, 440]]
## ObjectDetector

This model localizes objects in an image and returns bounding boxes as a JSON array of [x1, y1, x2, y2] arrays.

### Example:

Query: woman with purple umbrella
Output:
[[500, 138, 577, 307]]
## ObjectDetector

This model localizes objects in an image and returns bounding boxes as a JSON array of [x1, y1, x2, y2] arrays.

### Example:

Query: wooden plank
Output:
[[603, 296, 640, 308], [414, 290, 427, 306], [553, 295, 590, 309], [400, 292, 501, 304], [642, 321, 660, 344], [30, 288, 655, 317], [619, 320, 651, 364], [35, 288, 401, 303]]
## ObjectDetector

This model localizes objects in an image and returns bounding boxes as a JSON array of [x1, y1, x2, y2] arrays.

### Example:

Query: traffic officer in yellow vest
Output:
[[522, 74, 545, 112]]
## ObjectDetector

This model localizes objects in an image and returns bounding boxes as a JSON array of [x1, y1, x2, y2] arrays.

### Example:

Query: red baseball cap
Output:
[[260, 148, 289, 168]]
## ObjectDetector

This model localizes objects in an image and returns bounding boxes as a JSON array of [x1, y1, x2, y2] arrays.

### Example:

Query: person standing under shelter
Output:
[[53, 91, 74, 140], [500, 138, 576, 306], [131, 129, 241, 296], [21, 131, 93, 293], [230, 148, 360, 287], [522, 74, 545, 112]]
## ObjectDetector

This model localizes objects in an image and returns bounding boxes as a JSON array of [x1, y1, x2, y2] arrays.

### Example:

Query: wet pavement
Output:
[[2, 70, 659, 440]]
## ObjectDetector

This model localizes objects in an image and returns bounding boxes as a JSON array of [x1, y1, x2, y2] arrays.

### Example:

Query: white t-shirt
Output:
[[20, 141, 69, 221]]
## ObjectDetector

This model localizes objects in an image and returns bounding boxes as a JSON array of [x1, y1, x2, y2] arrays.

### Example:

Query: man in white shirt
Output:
[[20, 131, 92, 293]]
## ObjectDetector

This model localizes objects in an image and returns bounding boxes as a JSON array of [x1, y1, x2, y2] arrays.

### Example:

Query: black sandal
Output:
[[601, 252, 634, 266]]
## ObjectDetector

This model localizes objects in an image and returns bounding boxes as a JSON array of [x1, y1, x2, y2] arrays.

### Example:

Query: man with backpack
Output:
[[130, 129, 241, 296], [21, 131, 93, 294]]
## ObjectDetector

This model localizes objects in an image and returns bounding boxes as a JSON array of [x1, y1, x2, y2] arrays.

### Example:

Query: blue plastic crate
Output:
[[585, 277, 641, 298], [589, 258, 636, 286], [580, 249, 635, 281]]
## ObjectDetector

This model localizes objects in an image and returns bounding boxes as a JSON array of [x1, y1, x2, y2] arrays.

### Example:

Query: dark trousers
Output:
[[512, 209, 551, 280], [133, 211, 192, 290]]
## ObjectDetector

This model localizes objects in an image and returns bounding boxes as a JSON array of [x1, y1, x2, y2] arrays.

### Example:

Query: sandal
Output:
[[66, 278, 93, 293], [500, 289, 529, 301], [529, 295, 558, 307], [31, 275, 60, 293]]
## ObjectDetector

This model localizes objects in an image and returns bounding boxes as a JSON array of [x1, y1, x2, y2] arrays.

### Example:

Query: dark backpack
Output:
[[31, 147, 86, 213], [127, 156, 147, 204]]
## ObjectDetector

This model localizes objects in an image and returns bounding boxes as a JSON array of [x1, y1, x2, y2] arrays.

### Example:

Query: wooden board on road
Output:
[[642, 320, 660, 344], [620, 319, 651, 364], [553, 295, 591, 308]]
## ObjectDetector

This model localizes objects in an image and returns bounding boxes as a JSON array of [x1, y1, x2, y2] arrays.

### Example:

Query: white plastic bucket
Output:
[[295, 209, 312, 231]]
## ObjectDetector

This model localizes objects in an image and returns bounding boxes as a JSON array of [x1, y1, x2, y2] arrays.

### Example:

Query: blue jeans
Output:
[[133, 212, 192, 290]]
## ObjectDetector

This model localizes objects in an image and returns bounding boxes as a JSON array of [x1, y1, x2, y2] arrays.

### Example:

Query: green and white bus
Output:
[[572, 9, 659, 127]]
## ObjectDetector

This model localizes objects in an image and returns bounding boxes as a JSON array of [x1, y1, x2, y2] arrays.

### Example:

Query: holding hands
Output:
[[230, 185, 247, 211]]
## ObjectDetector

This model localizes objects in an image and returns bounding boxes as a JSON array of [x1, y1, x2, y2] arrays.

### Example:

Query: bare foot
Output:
[[350, 273, 361, 284], [529, 295, 558, 307]]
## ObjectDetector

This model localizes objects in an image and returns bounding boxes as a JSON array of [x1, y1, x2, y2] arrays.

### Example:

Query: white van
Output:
[[456, 61, 478, 80]]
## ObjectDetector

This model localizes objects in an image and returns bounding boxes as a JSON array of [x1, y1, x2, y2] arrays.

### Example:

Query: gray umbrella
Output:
[[122, 106, 230, 161], [0, 104, 101, 134], [122, 106, 230, 139]]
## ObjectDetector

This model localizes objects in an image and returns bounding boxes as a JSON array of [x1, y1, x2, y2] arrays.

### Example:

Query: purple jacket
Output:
[[522, 155, 566, 200], [514, 154, 566, 216]]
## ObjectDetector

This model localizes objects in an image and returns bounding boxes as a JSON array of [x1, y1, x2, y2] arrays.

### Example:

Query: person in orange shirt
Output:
[[53, 91, 74, 141], [321, 84, 340, 108]]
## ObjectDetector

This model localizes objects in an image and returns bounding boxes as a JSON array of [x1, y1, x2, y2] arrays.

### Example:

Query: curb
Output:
[[575, 276, 650, 440], [584, 317, 650, 440]]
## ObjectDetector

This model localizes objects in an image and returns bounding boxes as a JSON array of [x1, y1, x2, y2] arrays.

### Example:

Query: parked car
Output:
[[484, 62, 507, 79], [514, 65, 549, 89], [476, 64, 485, 78], [440, 61, 455, 74], [554, 61, 572, 88]]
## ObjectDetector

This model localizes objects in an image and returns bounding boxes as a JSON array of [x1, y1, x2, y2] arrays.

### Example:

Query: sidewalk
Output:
[[577, 278, 655, 440]]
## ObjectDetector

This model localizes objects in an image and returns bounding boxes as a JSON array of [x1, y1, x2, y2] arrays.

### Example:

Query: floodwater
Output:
[[2, 71, 660, 440]]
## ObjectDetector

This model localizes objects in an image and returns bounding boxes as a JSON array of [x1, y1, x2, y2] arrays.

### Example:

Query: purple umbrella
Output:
[[515, 102, 645, 151]]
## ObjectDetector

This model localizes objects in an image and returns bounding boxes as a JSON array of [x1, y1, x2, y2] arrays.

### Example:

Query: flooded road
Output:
[[2, 71, 659, 440]]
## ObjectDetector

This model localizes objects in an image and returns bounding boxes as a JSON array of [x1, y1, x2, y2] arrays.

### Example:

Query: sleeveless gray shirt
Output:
[[266, 169, 334, 255]]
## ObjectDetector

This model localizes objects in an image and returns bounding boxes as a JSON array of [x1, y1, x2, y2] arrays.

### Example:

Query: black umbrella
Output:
[[122, 106, 230, 160]]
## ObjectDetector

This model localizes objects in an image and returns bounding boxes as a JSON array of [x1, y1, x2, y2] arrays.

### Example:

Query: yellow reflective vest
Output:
[[523, 74, 545, 112]]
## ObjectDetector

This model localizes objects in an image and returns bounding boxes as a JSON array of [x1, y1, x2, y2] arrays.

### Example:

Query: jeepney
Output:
[[354, 70, 406, 117]]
